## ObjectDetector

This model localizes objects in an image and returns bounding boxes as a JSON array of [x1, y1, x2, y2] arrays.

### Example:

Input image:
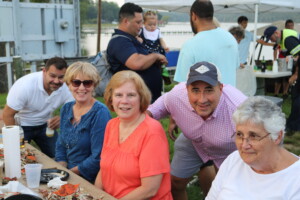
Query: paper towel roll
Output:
[[2, 126, 21, 178], [273, 60, 278, 73]]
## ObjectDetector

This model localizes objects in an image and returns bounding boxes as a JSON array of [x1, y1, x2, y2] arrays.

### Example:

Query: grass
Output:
[[0, 93, 7, 109], [1, 91, 300, 199]]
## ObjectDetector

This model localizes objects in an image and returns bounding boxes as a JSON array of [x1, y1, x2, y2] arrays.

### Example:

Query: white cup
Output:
[[24, 164, 42, 188]]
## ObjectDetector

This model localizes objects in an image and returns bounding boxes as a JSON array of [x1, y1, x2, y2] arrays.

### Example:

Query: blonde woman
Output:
[[55, 62, 111, 182]]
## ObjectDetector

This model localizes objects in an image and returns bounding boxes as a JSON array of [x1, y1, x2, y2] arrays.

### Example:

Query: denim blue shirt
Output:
[[55, 101, 111, 182]]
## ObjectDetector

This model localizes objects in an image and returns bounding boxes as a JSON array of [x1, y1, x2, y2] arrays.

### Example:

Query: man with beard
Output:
[[3, 57, 73, 157], [107, 2, 168, 102], [174, 0, 239, 87]]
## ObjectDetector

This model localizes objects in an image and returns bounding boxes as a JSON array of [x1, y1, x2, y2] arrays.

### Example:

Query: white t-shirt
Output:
[[206, 151, 300, 200], [6, 71, 74, 126]]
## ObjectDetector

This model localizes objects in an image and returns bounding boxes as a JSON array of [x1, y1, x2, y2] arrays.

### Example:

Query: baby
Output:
[[138, 10, 169, 54], [138, 10, 171, 84]]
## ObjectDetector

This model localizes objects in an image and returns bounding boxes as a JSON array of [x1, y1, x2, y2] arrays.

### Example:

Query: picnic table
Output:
[[18, 144, 117, 200]]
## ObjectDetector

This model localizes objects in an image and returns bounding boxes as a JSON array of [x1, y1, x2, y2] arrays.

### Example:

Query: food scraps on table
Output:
[[39, 184, 104, 200]]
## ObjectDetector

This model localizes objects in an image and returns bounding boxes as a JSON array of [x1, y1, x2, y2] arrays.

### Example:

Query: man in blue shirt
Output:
[[107, 3, 168, 102]]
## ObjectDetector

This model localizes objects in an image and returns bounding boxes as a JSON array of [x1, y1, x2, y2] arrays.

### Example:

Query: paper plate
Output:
[[5, 194, 42, 200], [40, 168, 69, 183]]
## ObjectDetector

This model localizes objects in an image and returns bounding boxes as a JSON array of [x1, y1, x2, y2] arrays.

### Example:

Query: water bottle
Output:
[[261, 57, 266, 73]]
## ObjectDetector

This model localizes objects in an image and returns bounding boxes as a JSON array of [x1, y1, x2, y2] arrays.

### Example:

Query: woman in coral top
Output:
[[95, 70, 172, 200]]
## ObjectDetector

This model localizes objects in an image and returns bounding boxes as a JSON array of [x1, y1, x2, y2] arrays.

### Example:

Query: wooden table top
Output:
[[19, 144, 116, 200]]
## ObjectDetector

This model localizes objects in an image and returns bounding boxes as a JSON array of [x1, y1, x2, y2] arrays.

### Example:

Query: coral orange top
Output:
[[100, 114, 172, 200]]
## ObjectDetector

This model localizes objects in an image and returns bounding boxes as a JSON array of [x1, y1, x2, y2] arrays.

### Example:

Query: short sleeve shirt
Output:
[[6, 72, 74, 126], [107, 29, 162, 102], [100, 115, 172, 199]]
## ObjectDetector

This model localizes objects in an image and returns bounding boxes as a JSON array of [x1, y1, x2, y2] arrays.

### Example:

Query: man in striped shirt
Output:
[[148, 61, 247, 199]]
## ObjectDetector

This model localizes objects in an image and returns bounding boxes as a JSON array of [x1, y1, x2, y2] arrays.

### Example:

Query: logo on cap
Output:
[[195, 65, 210, 74]]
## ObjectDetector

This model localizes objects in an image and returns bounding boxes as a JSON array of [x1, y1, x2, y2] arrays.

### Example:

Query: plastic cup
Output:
[[46, 127, 54, 137], [24, 164, 42, 188], [46, 120, 54, 137]]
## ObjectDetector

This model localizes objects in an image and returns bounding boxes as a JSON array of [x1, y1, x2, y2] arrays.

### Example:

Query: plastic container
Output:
[[24, 164, 42, 188]]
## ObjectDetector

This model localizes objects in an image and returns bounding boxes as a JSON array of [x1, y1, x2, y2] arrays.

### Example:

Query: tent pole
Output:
[[97, 0, 102, 52], [251, 3, 259, 69]]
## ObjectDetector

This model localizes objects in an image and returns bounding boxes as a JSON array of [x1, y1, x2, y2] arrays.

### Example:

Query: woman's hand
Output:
[[70, 166, 80, 175], [58, 161, 67, 168]]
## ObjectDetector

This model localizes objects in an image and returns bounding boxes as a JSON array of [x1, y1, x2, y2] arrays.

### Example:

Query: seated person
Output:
[[206, 96, 300, 199], [95, 70, 172, 199], [55, 62, 111, 182]]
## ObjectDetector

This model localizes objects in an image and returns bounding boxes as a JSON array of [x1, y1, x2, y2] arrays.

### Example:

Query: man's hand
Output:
[[157, 54, 168, 66], [48, 116, 60, 130], [289, 74, 298, 85], [168, 116, 179, 141]]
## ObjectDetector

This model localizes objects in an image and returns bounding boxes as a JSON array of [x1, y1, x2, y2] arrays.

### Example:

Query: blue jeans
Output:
[[22, 123, 58, 158]]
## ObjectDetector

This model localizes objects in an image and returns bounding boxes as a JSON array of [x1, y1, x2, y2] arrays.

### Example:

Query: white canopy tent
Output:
[[124, 0, 299, 13], [125, 0, 300, 66]]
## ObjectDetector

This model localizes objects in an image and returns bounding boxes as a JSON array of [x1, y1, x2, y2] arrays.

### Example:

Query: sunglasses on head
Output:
[[71, 80, 94, 88]]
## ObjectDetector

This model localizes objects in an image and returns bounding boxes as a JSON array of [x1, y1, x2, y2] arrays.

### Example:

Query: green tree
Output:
[[80, 0, 94, 24], [100, 1, 119, 23]]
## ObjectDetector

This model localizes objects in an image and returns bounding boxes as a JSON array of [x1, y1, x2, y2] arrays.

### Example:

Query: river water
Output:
[[81, 22, 274, 60]]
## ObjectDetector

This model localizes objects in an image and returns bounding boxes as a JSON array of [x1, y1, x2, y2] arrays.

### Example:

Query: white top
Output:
[[206, 151, 300, 200], [142, 27, 162, 41], [6, 71, 74, 126]]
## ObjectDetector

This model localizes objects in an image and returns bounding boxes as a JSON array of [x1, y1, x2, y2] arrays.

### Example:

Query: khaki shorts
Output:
[[171, 133, 213, 178]]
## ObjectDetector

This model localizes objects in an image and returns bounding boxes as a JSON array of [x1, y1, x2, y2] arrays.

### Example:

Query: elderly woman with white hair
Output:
[[206, 96, 300, 200]]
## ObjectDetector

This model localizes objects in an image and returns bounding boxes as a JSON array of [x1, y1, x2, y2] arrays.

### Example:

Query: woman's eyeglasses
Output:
[[232, 132, 270, 145], [71, 80, 94, 88]]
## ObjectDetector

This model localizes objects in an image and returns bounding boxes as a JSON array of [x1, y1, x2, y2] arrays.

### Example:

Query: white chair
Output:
[[236, 66, 283, 106]]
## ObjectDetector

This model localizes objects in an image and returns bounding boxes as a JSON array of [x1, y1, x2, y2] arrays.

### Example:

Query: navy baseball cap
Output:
[[186, 61, 222, 86], [264, 26, 277, 42]]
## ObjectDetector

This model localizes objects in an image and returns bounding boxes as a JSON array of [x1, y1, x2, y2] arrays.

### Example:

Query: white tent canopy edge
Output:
[[125, 0, 300, 67]]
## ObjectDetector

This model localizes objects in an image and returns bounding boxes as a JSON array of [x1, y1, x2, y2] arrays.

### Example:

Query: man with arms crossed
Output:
[[2, 57, 73, 158], [148, 62, 246, 199], [107, 2, 167, 102]]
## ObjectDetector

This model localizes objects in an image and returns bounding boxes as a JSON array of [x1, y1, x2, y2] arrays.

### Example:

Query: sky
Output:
[[105, 0, 125, 7]]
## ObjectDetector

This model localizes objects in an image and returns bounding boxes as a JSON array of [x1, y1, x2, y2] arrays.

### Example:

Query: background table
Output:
[[20, 144, 117, 200], [254, 70, 292, 95]]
